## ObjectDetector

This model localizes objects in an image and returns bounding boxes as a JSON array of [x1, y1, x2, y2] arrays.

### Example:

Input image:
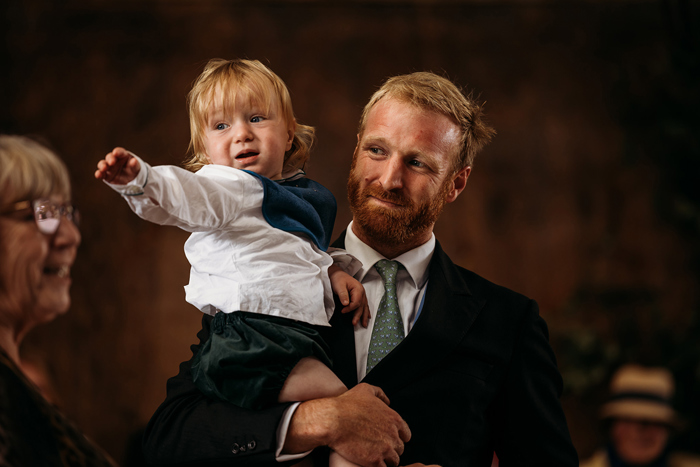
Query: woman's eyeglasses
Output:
[[0, 199, 80, 235]]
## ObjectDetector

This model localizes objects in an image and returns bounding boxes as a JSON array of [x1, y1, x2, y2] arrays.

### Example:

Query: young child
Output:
[[95, 59, 366, 466]]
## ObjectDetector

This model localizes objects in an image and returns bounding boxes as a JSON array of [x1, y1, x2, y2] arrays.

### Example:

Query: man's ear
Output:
[[445, 166, 471, 203]]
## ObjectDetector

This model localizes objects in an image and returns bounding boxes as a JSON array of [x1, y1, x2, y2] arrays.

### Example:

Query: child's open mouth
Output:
[[236, 151, 259, 160]]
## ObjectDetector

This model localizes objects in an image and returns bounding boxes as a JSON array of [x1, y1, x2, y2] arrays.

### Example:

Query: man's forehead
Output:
[[362, 97, 461, 155]]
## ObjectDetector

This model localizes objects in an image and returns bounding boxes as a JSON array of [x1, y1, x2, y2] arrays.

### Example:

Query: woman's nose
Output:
[[53, 216, 81, 249]]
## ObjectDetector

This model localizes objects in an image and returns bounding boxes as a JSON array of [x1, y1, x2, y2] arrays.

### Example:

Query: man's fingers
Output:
[[386, 450, 401, 467], [398, 420, 412, 443], [369, 384, 391, 406], [326, 383, 409, 467]]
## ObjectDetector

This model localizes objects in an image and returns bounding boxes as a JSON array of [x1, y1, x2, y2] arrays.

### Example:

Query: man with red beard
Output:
[[144, 72, 578, 467]]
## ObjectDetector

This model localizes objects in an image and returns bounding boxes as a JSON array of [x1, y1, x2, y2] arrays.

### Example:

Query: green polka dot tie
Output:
[[367, 260, 405, 373]]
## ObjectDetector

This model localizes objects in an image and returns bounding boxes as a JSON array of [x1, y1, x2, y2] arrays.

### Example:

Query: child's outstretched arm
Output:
[[95, 147, 141, 184], [329, 265, 370, 327]]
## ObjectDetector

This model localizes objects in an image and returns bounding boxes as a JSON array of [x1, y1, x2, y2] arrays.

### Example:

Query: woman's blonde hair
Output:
[[0, 135, 71, 207], [184, 58, 315, 174], [358, 72, 496, 172]]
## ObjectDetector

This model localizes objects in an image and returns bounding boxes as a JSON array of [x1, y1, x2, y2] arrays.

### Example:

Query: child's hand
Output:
[[95, 147, 141, 184], [329, 265, 370, 327]]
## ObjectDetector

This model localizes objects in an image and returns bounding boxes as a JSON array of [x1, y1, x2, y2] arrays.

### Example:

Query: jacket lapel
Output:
[[362, 241, 486, 394], [326, 233, 486, 392]]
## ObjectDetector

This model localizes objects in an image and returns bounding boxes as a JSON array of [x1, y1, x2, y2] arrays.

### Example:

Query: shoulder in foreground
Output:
[[578, 449, 608, 467], [670, 452, 700, 467]]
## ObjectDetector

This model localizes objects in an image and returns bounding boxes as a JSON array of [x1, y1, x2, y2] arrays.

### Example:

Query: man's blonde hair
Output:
[[358, 72, 495, 172], [0, 135, 71, 207], [184, 58, 315, 174]]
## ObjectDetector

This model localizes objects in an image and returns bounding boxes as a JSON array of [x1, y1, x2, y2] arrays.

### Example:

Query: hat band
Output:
[[609, 391, 671, 405]]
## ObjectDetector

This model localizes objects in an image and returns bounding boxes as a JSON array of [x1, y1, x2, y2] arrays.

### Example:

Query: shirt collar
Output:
[[344, 221, 435, 289], [276, 168, 306, 182]]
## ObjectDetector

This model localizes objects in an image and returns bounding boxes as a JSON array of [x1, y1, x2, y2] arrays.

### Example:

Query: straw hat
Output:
[[600, 364, 677, 426]]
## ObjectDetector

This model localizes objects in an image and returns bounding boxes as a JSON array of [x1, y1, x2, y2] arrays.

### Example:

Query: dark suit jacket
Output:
[[143, 238, 578, 466]]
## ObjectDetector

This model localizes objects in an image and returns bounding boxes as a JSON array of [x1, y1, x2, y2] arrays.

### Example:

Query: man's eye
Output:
[[368, 147, 383, 155], [215, 123, 228, 130], [409, 159, 425, 168]]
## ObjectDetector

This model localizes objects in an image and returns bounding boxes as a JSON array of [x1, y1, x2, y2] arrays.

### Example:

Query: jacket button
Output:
[[232, 443, 239, 454], [248, 440, 257, 450]]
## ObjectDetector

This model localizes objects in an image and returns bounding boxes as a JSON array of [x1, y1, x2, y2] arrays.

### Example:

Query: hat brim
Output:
[[601, 400, 677, 426]]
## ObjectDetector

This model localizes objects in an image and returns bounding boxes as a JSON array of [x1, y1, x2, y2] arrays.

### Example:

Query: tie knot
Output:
[[374, 259, 400, 286]]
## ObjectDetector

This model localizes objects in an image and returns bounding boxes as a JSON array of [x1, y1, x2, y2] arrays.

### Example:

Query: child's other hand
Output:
[[95, 147, 141, 184], [329, 265, 370, 327]]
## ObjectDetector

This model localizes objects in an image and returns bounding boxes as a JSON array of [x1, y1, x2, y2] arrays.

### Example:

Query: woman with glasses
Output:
[[0, 135, 116, 466]]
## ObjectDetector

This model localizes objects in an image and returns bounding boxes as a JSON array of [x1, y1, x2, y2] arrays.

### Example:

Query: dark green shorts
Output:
[[191, 311, 332, 410]]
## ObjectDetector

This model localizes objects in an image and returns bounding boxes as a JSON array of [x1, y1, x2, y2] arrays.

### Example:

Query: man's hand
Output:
[[95, 147, 141, 184], [284, 383, 411, 467]]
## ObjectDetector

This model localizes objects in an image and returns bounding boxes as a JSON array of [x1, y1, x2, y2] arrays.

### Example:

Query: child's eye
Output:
[[250, 116, 264, 123], [215, 123, 229, 130]]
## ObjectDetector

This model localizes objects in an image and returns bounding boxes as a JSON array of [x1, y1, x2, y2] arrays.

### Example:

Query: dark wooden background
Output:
[[2, 0, 699, 464]]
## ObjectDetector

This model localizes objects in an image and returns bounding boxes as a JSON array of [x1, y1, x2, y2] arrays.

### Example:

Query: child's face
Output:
[[203, 90, 293, 179]]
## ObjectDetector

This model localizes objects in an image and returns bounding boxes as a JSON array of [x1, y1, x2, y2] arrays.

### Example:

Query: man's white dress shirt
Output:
[[343, 222, 434, 381]]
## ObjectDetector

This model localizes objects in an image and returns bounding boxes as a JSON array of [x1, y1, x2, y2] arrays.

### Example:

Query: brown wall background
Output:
[[2, 0, 699, 464]]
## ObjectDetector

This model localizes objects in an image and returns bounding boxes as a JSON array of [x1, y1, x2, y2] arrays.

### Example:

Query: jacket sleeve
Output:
[[493, 299, 579, 467], [142, 315, 295, 466]]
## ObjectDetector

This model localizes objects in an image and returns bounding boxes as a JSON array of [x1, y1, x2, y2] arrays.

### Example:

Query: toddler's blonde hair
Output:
[[184, 59, 315, 174]]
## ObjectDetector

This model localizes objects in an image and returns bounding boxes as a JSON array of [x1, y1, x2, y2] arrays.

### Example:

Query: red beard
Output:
[[347, 164, 451, 248]]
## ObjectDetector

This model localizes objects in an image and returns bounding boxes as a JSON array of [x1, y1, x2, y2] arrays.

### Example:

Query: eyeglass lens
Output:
[[33, 200, 79, 234]]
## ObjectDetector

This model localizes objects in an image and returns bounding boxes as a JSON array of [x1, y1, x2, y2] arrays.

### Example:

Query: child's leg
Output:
[[280, 358, 361, 467], [329, 450, 362, 467], [279, 356, 347, 403], [293, 451, 360, 467]]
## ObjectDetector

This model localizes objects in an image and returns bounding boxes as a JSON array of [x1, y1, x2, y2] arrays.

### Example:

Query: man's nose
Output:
[[378, 156, 404, 191]]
